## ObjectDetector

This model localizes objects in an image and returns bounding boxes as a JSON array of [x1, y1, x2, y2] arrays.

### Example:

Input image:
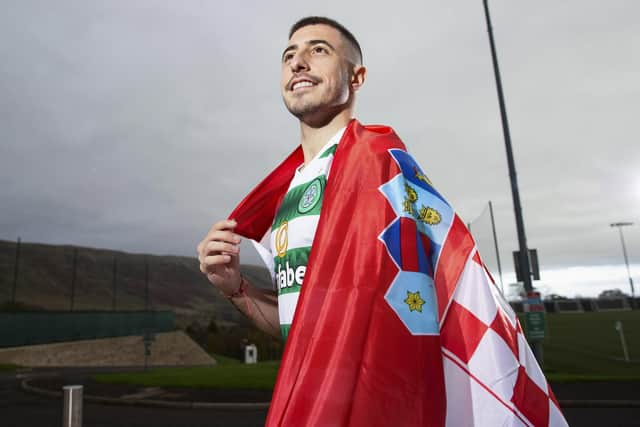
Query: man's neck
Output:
[[299, 109, 352, 165]]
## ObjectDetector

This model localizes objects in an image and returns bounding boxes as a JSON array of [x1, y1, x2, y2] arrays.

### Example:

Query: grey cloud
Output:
[[1, 1, 639, 291]]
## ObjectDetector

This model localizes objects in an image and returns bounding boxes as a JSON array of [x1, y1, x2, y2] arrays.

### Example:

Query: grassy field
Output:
[[95, 311, 640, 389], [0, 363, 20, 373], [541, 310, 640, 379], [93, 355, 279, 390]]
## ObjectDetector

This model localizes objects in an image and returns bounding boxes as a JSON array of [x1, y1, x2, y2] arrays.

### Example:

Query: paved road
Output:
[[1, 378, 267, 427], [562, 407, 640, 427], [4, 371, 640, 426]]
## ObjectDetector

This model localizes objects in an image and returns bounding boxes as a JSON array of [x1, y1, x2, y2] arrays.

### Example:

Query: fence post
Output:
[[11, 237, 21, 305], [62, 385, 83, 427], [70, 248, 78, 311], [112, 255, 118, 311], [144, 256, 150, 311]]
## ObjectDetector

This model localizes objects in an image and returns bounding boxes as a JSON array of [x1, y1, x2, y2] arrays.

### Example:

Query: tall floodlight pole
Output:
[[482, 1, 533, 293], [482, 1, 541, 362], [610, 222, 635, 303]]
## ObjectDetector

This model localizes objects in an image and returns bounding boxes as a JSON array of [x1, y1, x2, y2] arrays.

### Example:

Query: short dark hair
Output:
[[289, 16, 363, 64]]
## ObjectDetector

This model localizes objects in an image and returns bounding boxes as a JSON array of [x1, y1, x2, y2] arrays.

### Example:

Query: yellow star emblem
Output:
[[404, 290, 425, 313]]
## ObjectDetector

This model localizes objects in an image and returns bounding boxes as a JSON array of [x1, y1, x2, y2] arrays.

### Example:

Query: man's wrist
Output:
[[221, 276, 247, 299]]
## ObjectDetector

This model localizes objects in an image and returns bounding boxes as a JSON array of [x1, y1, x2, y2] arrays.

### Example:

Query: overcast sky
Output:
[[1, 1, 639, 297]]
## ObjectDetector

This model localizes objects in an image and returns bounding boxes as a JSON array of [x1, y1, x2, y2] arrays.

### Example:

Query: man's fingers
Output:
[[197, 219, 241, 276], [197, 228, 241, 256], [203, 229, 242, 247], [207, 219, 238, 236], [203, 254, 232, 268], [204, 240, 240, 256]]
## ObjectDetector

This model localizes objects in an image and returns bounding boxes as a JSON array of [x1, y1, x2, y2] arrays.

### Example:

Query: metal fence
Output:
[[0, 311, 175, 348]]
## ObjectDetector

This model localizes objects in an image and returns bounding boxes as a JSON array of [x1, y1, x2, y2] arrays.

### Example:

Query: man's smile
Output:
[[292, 81, 315, 91], [288, 76, 319, 92]]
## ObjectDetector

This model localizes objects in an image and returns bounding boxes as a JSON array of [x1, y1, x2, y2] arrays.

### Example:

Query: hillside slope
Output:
[[0, 240, 272, 326]]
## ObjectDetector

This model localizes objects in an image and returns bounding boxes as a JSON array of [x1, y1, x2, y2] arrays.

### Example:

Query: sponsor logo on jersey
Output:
[[276, 261, 306, 290], [297, 178, 322, 214], [275, 221, 288, 258]]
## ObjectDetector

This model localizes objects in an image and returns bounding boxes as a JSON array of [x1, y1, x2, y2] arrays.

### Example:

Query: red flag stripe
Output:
[[435, 215, 475, 321], [400, 217, 419, 272], [440, 301, 489, 364], [489, 309, 520, 360], [512, 367, 550, 427]]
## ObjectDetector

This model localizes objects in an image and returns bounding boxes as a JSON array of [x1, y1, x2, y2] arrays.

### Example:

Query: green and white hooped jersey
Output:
[[270, 128, 344, 341]]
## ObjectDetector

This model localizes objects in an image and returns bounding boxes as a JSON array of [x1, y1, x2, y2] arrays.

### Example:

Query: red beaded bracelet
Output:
[[223, 276, 247, 299]]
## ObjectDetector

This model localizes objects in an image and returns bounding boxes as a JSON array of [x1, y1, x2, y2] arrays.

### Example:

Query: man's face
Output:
[[281, 24, 355, 120]]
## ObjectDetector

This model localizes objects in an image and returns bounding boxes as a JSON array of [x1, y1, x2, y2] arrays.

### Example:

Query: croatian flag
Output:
[[229, 120, 568, 426]]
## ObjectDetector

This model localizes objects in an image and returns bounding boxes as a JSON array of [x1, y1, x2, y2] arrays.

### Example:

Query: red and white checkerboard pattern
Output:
[[439, 249, 568, 427]]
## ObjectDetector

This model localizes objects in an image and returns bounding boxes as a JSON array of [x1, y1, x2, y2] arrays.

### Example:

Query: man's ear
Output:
[[351, 65, 367, 92]]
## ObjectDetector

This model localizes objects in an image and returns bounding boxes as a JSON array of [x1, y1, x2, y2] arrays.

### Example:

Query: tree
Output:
[[598, 288, 628, 299]]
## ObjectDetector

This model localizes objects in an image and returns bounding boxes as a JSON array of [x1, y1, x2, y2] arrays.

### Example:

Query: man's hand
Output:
[[197, 219, 242, 296]]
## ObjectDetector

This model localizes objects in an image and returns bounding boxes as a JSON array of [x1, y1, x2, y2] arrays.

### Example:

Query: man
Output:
[[198, 17, 567, 427], [197, 16, 365, 340]]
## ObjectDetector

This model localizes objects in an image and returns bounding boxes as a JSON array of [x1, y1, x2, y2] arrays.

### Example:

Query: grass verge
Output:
[[94, 358, 278, 390], [208, 353, 241, 365], [0, 363, 21, 372]]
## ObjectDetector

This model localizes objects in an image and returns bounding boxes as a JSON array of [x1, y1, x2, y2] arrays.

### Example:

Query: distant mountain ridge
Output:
[[0, 239, 272, 326]]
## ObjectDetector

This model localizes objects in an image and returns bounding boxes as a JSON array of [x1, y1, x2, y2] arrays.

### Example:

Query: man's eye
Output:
[[283, 53, 294, 62], [312, 46, 327, 54]]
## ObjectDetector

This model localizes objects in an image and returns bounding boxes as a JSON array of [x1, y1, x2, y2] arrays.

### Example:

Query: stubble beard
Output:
[[283, 82, 351, 124]]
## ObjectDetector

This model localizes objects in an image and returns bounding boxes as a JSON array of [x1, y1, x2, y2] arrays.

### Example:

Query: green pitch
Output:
[[539, 310, 640, 381]]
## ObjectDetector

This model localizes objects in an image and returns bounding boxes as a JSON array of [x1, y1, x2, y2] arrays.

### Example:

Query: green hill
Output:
[[0, 239, 272, 327]]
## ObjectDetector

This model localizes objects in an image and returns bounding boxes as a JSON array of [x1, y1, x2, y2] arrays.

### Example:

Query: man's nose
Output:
[[289, 52, 309, 73]]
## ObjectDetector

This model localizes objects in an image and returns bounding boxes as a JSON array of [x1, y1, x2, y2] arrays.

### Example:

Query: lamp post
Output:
[[482, 0, 533, 295], [482, 0, 541, 363], [610, 222, 635, 303]]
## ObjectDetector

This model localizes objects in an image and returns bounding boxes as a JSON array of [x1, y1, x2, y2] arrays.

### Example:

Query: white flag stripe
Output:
[[452, 256, 498, 326], [439, 247, 479, 328], [548, 400, 570, 427], [485, 265, 518, 328], [469, 379, 529, 427], [443, 351, 532, 427], [444, 355, 530, 427], [444, 356, 475, 427], [467, 329, 520, 401], [517, 332, 548, 393]]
